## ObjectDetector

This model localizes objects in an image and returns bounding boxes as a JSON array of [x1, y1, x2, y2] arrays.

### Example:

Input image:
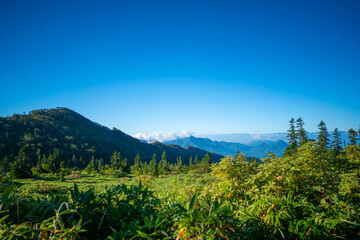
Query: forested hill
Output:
[[0, 108, 222, 169]]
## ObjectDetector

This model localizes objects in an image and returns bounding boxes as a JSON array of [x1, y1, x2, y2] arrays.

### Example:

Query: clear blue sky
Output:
[[1, 0, 359, 134]]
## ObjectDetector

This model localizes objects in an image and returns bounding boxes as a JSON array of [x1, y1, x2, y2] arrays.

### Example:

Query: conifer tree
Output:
[[9, 146, 32, 178], [176, 156, 183, 173], [199, 152, 211, 173], [84, 156, 96, 174], [317, 121, 330, 150], [348, 128, 358, 145], [287, 118, 298, 147], [110, 151, 121, 170], [235, 150, 241, 159], [285, 118, 298, 155], [148, 154, 158, 176], [161, 150, 167, 161], [189, 156, 193, 170], [131, 153, 142, 175], [194, 155, 199, 165], [120, 158, 129, 173], [331, 128, 342, 153], [50, 151, 61, 173], [158, 150, 169, 175], [96, 158, 104, 171], [296, 118, 308, 146], [40, 154, 52, 173]]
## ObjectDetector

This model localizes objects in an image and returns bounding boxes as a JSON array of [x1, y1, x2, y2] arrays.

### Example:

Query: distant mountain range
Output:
[[164, 136, 289, 159], [198, 132, 351, 145], [0, 108, 222, 169]]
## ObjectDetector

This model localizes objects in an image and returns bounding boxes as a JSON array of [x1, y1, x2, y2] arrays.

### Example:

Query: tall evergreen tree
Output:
[[317, 121, 330, 150], [331, 128, 343, 153], [199, 152, 211, 173], [287, 118, 298, 148], [285, 118, 298, 155], [110, 151, 121, 170], [176, 156, 183, 173], [141, 161, 149, 174], [120, 158, 129, 173], [194, 155, 199, 165], [158, 151, 169, 175], [131, 153, 142, 175], [296, 118, 308, 146], [148, 154, 158, 176], [348, 129, 358, 145], [188, 156, 193, 170]]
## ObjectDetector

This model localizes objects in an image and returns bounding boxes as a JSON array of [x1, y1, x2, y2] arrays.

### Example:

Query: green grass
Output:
[[16, 173, 219, 200]]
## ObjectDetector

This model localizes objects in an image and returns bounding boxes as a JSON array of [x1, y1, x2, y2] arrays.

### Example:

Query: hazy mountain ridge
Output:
[[199, 132, 350, 145], [164, 136, 289, 159], [0, 108, 222, 169]]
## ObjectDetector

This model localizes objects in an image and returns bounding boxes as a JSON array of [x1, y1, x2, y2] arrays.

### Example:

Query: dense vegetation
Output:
[[1, 117, 359, 239]]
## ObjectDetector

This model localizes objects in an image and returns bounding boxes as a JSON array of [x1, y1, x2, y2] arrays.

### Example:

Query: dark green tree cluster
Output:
[[348, 128, 359, 146], [129, 151, 213, 177], [285, 118, 310, 155], [9, 146, 32, 179], [285, 118, 360, 157], [36, 151, 61, 174], [5, 146, 215, 179]]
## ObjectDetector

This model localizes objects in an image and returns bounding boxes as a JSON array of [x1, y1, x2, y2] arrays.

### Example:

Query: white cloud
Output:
[[132, 131, 194, 142], [250, 134, 261, 141]]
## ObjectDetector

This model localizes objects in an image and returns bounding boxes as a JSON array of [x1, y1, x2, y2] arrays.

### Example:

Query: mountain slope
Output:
[[0, 108, 222, 169], [164, 136, 289, 159], [247, 140, 289, 158], [164, 136, 250, 157]]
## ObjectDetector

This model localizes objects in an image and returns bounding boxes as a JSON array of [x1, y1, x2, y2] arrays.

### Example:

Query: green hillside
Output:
[[0, 108, 222, 170]]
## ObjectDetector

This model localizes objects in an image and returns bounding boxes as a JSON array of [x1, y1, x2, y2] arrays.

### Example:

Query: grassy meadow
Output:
[[17, 173, 219, 201]]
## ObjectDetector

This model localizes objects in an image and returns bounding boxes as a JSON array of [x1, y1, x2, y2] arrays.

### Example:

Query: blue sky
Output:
[[0, 0, 359, 135]]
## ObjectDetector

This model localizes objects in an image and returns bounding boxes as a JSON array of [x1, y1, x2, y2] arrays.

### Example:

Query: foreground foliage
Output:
[[1, 118, 360, 239], [1, 143, 359, 239], [212, 142, 360, 239]]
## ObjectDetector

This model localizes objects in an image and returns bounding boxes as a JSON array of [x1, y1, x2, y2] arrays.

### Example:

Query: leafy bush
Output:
[[1, 141, 360, 239], [175, 194, 239, 240], [114, 171, 128, 178], [36, 184, 68, 195]]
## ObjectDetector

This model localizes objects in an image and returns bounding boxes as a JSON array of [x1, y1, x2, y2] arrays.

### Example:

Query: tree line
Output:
[[6, 146, 214, 179], [285, 117, 359, 155]]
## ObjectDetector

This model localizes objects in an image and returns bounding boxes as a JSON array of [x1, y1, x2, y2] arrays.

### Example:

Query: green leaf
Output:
[[341, 219, 360, 226], [73, 183, 79, 197], [144, 216, 150, 228], [136, 230, 149, 238], [188, 194, 197, 212], [1, 184, 16, 203]]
